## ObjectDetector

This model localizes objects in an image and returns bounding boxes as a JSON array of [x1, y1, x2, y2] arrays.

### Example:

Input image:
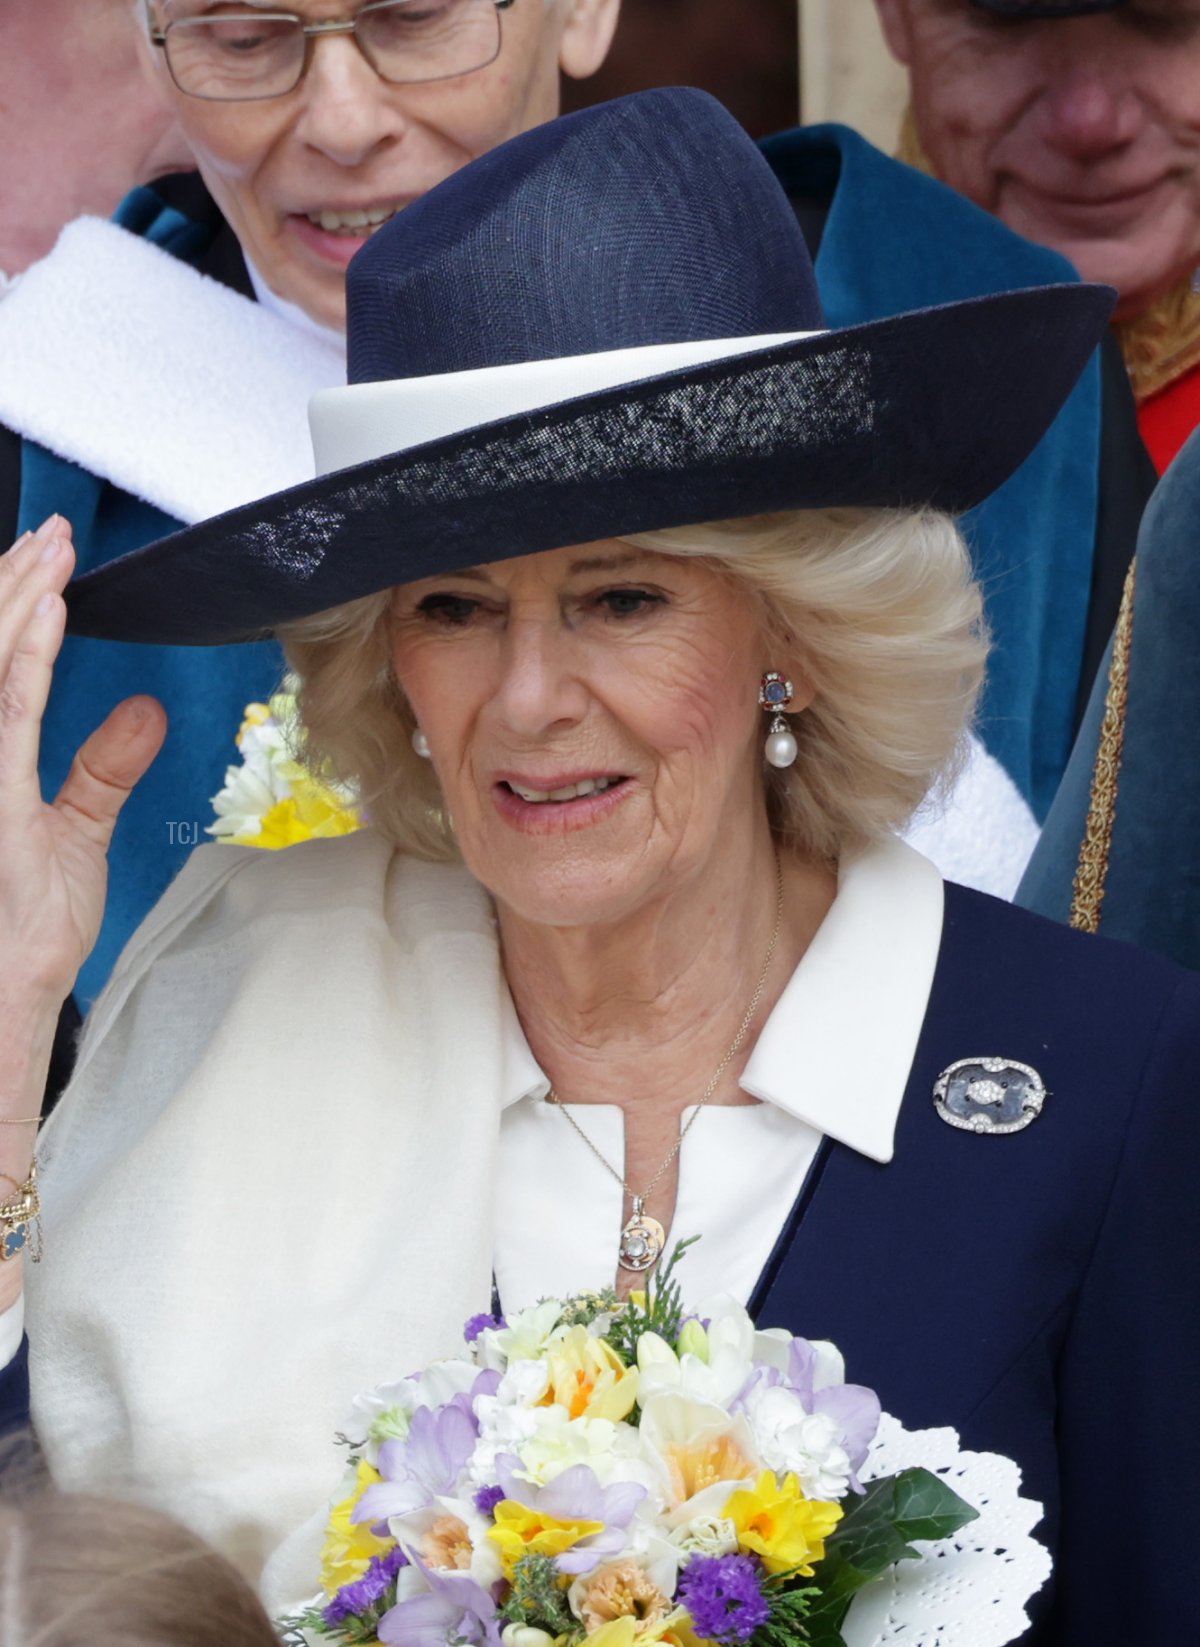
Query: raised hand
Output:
[[0, 516, 167, 1006]]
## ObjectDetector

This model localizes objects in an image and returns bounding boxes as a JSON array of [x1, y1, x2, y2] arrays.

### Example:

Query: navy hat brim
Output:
[[970, 1, 1123, 15], [65, 282, 1114, 647]]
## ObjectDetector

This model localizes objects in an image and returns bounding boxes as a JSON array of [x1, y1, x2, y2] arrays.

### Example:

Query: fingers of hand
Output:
[[0, 522, 76, 794], [54, 697, 168, 851]]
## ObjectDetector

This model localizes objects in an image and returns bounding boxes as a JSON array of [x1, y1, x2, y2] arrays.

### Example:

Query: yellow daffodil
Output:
[[487, 1500, 605, 1580], [319, 1460, 391, 1595], [252, 786, 362, 849], [585, 1608, 690, 1647], [722, 1470, 842, 1576], [542, 1326, 640, 1422]]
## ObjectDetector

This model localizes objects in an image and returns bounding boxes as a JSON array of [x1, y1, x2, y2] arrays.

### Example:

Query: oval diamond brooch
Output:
[[933, 1056, 1047, 1136]]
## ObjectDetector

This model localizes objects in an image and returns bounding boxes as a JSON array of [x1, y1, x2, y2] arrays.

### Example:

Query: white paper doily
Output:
[[841, 1414, 1052, 1647]]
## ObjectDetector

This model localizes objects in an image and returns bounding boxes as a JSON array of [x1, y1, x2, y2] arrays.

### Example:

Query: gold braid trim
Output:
[[1070, 560, 1137, 933], [895, 104, 1200, 403]]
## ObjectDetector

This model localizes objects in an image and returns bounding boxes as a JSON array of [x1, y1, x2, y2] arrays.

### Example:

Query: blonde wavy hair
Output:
[[280, 507, 987, 863]]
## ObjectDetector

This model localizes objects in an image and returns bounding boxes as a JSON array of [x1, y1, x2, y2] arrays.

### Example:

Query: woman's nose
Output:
[[490, 621, 591, 739], [291, 35, 409, 165]]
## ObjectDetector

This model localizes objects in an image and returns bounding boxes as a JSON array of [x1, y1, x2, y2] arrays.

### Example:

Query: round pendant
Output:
[[618, 1212, 666, 1273]]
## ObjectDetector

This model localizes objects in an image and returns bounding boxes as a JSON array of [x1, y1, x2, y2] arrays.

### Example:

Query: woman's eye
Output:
[[416, 593, 481, 626], [595, 588, 665, 619]]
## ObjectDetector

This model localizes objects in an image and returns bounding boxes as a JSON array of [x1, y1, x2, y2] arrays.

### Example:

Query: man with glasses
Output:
[[877, 0, 1200, 474], [0, 0, 618, 1090]]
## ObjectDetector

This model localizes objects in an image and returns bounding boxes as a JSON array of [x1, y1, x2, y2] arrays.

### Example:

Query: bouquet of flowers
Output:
[[287, 1247, 1047, 1647]]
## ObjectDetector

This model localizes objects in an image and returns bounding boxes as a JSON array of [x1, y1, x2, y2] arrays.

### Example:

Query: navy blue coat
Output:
[[749, 884, 1200, 1643], [3, 884, 1197, 1641]]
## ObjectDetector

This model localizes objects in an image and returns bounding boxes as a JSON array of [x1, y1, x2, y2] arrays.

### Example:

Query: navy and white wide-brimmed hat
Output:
[[65, 87, 1114, 647]]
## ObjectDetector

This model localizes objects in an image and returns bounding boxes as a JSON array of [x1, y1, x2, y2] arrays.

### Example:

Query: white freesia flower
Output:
[[740, 1382, 853, 1500], [477, 1300, 564, 1371], [636, 1314, 753, 1409]]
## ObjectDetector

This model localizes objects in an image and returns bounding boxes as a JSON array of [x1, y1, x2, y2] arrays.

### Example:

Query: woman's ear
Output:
[[558, 0, 621, 82]]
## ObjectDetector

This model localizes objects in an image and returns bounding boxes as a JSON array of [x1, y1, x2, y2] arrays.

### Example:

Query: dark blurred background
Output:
[[562, 0, 800, 140]]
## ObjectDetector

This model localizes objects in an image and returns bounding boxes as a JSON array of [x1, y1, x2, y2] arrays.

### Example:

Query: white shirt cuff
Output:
[[0, 1294, 25, 1368]]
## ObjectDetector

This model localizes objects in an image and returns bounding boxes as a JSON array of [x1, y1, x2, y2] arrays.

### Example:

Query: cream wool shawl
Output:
[[26, 830, 518, 1604]]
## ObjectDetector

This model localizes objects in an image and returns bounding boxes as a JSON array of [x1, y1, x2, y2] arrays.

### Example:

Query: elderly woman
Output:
[[0, 90, 1195, 1646], [0, 0, 619, 1008]]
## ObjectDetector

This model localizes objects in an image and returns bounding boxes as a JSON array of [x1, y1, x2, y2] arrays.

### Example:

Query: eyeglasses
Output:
[[147, 0, 516, 102]]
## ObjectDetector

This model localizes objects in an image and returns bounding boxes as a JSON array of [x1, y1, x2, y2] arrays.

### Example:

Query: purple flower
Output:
[[465, 1312, 505, 1344], [493, 1457, 646, 1575], [474, 1484, 505, 1517], [378, 1560, 500, 1647], [678, 1555, 770, 1645], [324, 1545, 409, 1627], [356, 1399, 480, 1524]]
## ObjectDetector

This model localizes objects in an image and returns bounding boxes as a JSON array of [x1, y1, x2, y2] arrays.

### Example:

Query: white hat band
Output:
[[308, 332, 817, 477]]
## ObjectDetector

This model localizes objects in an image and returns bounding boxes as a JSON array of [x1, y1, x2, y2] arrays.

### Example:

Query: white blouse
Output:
[[494, 835, 944, 1311]]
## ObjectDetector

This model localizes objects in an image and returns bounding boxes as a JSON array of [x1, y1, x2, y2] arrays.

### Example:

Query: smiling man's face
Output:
[[875, 0, 1200, 318]]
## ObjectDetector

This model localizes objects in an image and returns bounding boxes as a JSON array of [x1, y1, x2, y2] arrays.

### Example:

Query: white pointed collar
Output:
[[497, 835, 944, 1165]]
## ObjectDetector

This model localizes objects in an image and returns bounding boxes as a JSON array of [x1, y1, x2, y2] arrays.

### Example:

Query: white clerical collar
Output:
[[245, 256, 346, 352], [496, 835, 944, 1165]]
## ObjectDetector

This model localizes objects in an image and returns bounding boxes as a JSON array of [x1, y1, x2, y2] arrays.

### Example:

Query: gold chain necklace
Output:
[[546, 853, 785, 1275]]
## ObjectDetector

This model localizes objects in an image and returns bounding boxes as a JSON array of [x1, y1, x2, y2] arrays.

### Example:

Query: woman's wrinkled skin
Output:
[[388, 542, 835, 1283], [875, 0, 1200, 319], [144, 0, 620, 329]]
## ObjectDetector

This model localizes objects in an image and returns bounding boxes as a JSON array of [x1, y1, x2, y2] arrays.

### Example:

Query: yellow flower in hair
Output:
[[487, 1500, 604, 1580], [253, 786, 362, 849], [722, 1470, 842, 1576], [319, 1459, 391, 1595], [541, 1325, 639, 1422]]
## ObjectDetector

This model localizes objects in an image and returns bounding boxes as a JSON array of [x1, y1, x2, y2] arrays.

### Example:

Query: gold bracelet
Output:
[[0, 1117, 41, 1127], [0, 1159, 41, 1264]]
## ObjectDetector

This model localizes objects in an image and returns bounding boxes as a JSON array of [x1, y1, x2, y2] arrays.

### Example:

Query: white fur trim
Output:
[[903, 732, 1040, 900], [309, 331, 816, 473], [0, 217, 345, 524]]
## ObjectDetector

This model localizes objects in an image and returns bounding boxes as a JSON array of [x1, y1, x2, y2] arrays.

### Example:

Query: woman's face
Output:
[[388, 543, 808, 929], [145, 0, 618, 330]]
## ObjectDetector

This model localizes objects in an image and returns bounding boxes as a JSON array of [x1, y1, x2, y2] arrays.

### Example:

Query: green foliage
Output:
[[799, 1468, 979, 1647], [557, 1287, 623, 1330], [498, 1552, 580, 1640], [749, 1579, 819, 1647], [603, 1236, 701, 1366]]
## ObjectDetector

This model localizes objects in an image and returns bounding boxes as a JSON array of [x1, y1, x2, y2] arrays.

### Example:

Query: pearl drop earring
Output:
[[759, 671, 798, 769], [411, 728, 431, 759]]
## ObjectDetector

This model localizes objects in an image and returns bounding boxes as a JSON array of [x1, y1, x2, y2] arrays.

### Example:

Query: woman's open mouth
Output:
[[493, 774, 632, 831]]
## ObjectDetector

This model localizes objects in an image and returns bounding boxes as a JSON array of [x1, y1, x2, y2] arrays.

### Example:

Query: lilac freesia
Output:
[[494, 1456, 646, 1575], [357, 1391, 485, 1525], [378, 1560, 500, 1647]]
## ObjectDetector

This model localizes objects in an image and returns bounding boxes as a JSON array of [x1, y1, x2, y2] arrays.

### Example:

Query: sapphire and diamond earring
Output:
[[759, 671, 798, 768]]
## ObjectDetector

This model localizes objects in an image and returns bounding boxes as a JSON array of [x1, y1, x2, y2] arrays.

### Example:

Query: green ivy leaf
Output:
[[800, 1468, 979, 1641]]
